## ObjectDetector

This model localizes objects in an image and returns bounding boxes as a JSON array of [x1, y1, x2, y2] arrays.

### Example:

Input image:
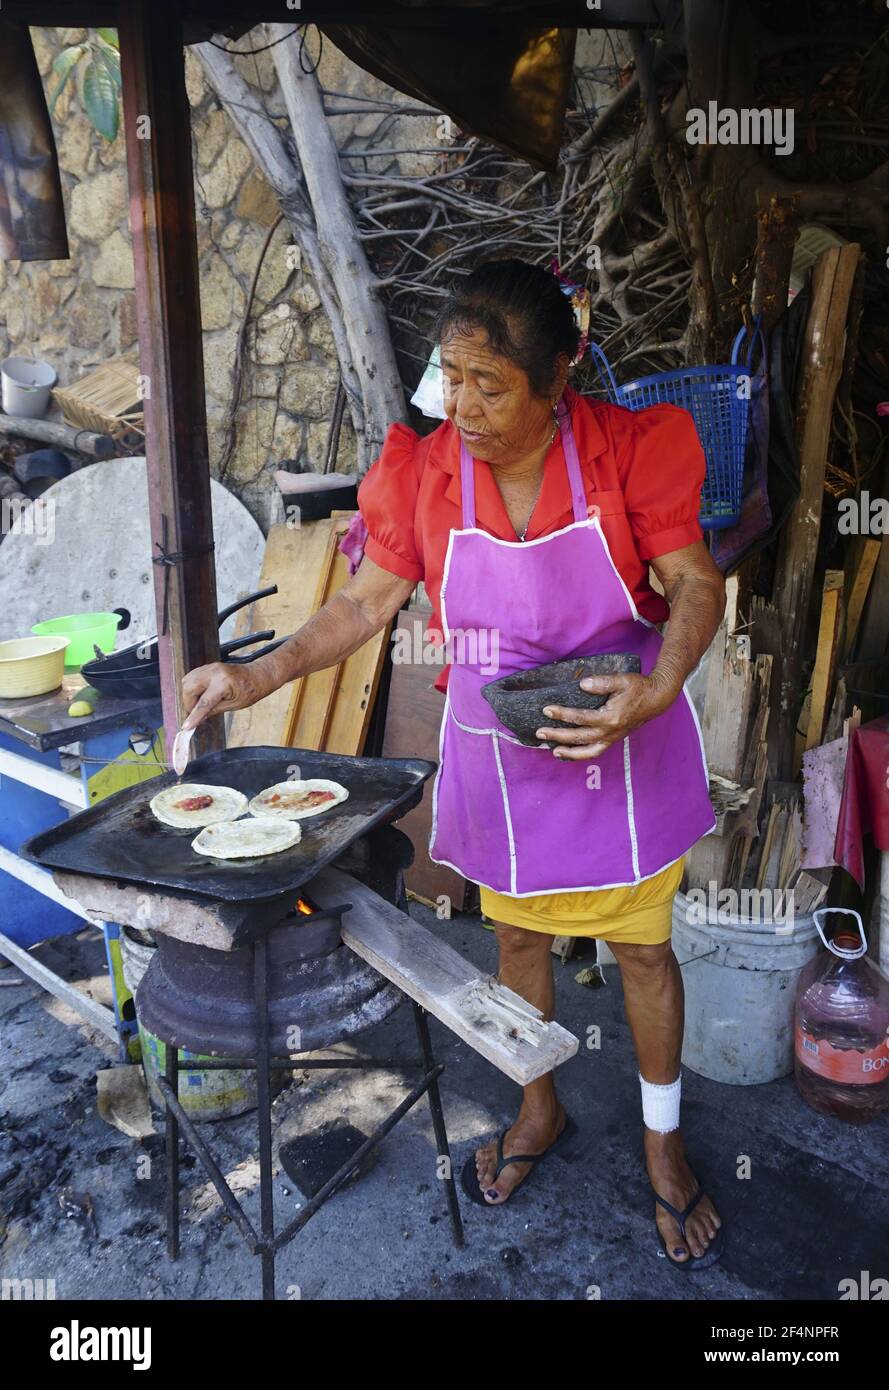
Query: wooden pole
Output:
[[0, 414, 115, 457], [751, 193, 800, 333], [118, 0, 222, 753], [769, 242, 861, 779]]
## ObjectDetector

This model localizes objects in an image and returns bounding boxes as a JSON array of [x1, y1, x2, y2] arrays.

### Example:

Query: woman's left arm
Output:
[[536, 540, 725, 760]]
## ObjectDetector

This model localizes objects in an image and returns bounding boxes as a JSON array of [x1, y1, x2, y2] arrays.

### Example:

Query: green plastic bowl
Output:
[[31, 608, 130, 671]]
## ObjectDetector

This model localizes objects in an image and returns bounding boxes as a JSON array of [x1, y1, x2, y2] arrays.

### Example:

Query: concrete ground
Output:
[[1, 903, 888, 1302]]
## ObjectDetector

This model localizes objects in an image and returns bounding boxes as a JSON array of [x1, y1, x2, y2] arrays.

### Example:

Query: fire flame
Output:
[[295, 897, 314, 916]]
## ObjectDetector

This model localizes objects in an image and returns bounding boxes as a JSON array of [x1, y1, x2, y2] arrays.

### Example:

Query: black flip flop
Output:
[[460, 1115, 577, 1208], [655, 1187, 726, 1270]]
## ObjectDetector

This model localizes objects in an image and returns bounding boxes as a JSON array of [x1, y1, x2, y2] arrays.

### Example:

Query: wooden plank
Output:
[[770, 243, 862, 779], [823, 674, 848, 745], [699, 590, 756, 780], [843, 538, 881, 662], [313, 869, 579, 1085], [778, 802, 803, 890], [283, 524, 350, 748], [119, 1, 222, 754], [805, 569, 844, 753], [381, 608, 467, 908], [322, 634, 390, 757], [755, 802, 783, 891], [687, 650, 771, 892], [227, 519, 342, 749], [278, 516, 392, 756], [729, 740, 770, 889], [853, 491, 889, 661], [791, 869, 830, 915]]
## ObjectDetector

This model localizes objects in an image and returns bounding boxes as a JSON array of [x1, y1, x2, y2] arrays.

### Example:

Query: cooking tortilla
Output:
[[192, 817, 302, 860], [248, 778, 349, 821], [150, 782, 248, 829]]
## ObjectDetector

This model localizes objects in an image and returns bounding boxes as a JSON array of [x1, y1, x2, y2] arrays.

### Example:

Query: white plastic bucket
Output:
[[672, 890, 821, 1085], [1, 355, 56, 418]]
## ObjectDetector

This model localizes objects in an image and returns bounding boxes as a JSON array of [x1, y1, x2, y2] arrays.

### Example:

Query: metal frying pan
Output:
[[81, 586, 286, 700]]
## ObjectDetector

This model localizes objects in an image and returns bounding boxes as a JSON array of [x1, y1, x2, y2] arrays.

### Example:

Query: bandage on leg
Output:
[[639, 1072, 681, 1133]]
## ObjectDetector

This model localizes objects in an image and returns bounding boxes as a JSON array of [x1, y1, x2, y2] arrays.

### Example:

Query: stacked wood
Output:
[[769, 242, 863, 780], [685, 578, 775, 892]]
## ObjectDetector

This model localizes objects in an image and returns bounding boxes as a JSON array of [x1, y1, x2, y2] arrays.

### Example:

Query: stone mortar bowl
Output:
[[481, 653, 642, 747]]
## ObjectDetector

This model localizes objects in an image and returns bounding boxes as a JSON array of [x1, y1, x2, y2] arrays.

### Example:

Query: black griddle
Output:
[[23, 747, 436, 904]]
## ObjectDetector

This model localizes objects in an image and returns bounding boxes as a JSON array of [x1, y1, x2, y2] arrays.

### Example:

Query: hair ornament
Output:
[[550, 258, 590, 365]]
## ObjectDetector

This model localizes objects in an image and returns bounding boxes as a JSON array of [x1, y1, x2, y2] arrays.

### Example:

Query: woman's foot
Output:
[[644, 1127, 721, 1264], [473, 1099, 567, 1205]]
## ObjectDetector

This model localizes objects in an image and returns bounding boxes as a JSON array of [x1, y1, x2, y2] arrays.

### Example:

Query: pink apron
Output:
[[428, 400, 715, 896]]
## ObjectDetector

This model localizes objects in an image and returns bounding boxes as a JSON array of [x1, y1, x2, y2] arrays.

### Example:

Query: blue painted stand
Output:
[[0, 690, 161, 1057]]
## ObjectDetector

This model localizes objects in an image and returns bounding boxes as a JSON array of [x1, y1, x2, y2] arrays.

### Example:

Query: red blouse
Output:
[[357, 387, 705, 688]]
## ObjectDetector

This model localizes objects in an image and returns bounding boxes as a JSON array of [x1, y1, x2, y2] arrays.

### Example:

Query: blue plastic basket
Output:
[[588, 325, 758, 530]]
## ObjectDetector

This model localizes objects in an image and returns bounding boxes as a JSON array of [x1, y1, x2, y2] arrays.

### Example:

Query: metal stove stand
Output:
[[159, 930, 464, 1300]]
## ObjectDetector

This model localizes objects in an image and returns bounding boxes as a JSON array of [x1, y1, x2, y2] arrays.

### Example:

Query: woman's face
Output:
[[440, 327, 563, 467]]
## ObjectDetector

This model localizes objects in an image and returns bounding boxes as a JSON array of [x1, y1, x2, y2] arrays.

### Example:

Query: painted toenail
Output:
[[673, 1248, 685, 1257], [486, 1188, 499, 1199]]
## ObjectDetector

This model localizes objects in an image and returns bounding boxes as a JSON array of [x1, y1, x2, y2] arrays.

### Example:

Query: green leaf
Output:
[[96, 27, 120, 50], [81, 55, 119, 142], [96, 44, 122, 94], [49, 44, 85, 112], [52, 44, 85, 76]]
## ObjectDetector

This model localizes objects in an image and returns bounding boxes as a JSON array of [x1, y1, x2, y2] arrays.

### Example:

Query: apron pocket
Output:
[[496, 733, 638, 894]]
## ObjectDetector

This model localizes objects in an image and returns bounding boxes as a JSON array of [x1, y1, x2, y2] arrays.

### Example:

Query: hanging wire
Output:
[[206, 24, 322, 72], [207, 28, 300, 56], [298, 25, 323, 74]]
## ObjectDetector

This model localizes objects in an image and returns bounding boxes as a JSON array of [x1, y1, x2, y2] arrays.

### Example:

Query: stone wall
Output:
[[1, 28, 439, 530]]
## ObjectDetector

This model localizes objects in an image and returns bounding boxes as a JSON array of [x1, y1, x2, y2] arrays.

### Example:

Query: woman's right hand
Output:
[[181, 660, 273, 731]]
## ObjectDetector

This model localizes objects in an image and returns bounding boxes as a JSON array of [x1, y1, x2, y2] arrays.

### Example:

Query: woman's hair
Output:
[[433, 258, 580, 397]]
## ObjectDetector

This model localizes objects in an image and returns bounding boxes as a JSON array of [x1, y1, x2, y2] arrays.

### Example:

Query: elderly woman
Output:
[[183, 260, 726, 1269]]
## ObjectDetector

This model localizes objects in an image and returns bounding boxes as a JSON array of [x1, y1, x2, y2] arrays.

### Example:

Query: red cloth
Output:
[[357, 388, 706, 690], [834, 716, 889, 888]]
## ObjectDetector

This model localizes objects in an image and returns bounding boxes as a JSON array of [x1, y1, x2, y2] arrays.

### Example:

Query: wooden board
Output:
[[805, 569, 844, 753], [281, 520, 390, 756], [314, 868, 579, 1085], [228, 515, 388, 756], [769, 243, 862, 779], [381, 608, 468, 910], [843, 538, 881, 663], [228, 518, 343, 748], [699, 581, 757, 781]]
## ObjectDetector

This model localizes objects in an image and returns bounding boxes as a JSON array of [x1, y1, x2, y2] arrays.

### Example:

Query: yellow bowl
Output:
[[0, 636, 71, 698]]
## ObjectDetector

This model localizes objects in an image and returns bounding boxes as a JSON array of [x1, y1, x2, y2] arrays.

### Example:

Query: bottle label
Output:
[[796, 1028, 889, 1084]]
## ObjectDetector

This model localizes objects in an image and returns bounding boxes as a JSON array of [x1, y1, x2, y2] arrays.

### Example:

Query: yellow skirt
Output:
[[479, 858, 684, 946]]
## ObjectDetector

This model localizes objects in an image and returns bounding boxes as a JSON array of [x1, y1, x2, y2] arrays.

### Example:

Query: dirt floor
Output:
[[2, 903, 888, 1302]]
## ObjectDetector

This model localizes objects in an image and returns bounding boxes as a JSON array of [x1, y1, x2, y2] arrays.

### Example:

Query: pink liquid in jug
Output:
[[794, 917, 889, 1125]]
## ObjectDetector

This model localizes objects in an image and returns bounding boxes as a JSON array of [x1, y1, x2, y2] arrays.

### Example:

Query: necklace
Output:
[[517, 474, 545, 542], [517, 411, 558, 541]]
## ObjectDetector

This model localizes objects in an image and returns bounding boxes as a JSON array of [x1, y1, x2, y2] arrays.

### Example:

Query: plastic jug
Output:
[[794, 908, 889, 1124]]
